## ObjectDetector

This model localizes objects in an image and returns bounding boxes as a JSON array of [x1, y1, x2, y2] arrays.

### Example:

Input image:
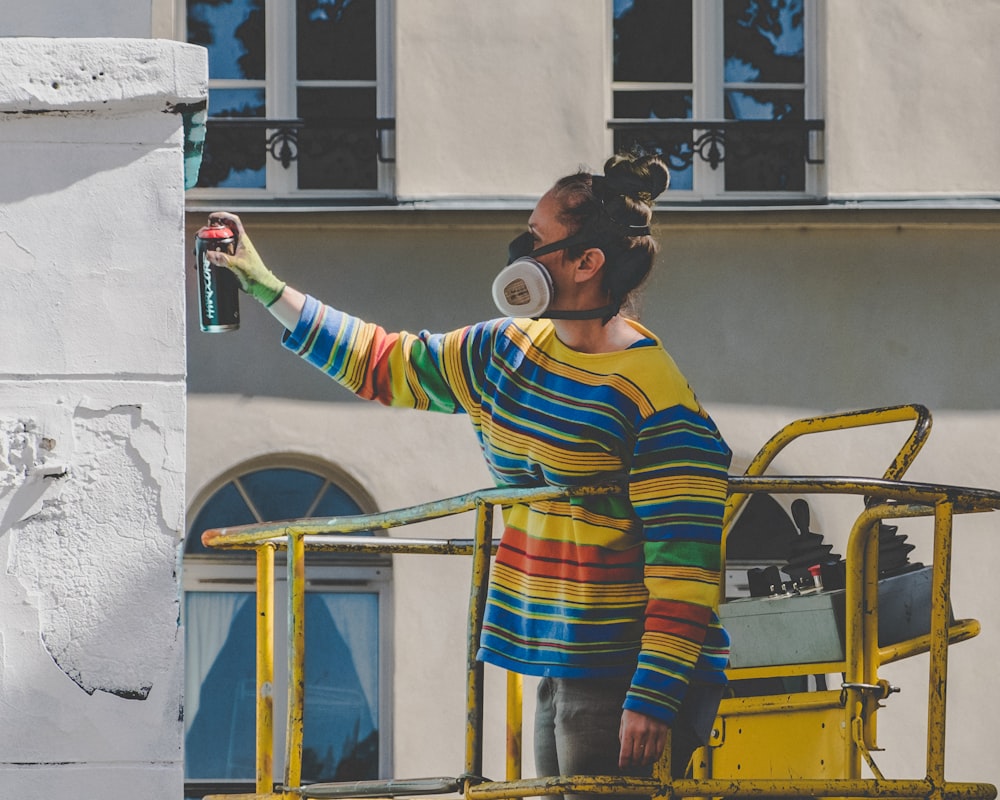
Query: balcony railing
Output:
[[609, 118, 825, 173], [206, 116, 397, 168]]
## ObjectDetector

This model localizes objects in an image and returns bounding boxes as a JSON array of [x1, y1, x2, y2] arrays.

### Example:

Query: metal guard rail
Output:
[[202, 476, 1000, 799]]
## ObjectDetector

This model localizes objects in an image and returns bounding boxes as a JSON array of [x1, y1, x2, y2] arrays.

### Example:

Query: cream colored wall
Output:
[[825, 0, 1000, 196], [394, 0, 609, 199], [9, 0, 1000, 199], [391, 0, 1000, 200]]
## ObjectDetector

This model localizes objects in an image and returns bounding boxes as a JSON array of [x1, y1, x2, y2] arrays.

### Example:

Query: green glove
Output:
[[206, 213, 286, 307]]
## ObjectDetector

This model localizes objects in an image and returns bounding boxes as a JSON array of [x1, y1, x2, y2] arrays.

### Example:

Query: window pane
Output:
[[303, 594, 379, 781], [239, 468, 326, 521], [724, 91, 806, 191], [724, 0, 804, 83], [297, 87, 378, 190], [613, 0, 692, 83], [725, 88, 802, 121], [184, 591, 380, 783], [188, 0, 265, 80], [612, 90, 693, 191], [297, 0, 377, 81], [724, 129, 806, 191], [184, 592, 255, 779], [613, 90, 692, 121], [199, 89, 267, 189], [313, 483, 367, 518], [186, 481, 257, 555]]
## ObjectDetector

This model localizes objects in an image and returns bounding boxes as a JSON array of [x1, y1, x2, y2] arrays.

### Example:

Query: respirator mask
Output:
[[492, 230, 619, 320]]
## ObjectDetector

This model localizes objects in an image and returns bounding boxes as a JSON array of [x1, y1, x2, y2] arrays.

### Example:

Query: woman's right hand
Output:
[[200, 212, 287, 307]]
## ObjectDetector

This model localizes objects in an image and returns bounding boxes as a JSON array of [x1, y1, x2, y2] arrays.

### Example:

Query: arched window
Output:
[[182, 455, 391, 800]]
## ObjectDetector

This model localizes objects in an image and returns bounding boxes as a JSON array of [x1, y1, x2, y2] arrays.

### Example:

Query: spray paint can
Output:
[[195, 222, 240, 332]]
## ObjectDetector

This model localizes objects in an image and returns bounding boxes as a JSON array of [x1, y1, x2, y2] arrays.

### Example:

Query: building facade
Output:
[[3, 2, 1000, 798]]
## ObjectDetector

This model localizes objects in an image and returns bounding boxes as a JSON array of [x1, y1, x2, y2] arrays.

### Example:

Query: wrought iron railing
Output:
[[609, 118, 825, 173], [207, 116, 397, 168]]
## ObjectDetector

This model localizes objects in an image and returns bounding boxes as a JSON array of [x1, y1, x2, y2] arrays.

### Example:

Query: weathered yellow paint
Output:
[[928, 501, 955, 786], [285, 531, 306, 790], [722, 404, 932, 535], [466, 499, 494, 780], [257, 543, 276, 794], [506, 671, 523, 782]]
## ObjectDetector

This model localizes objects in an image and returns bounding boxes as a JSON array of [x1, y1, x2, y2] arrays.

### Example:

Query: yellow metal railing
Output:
[[722, 402, 932, 532], [200, 406, 1000, 800], [201, 483, 621, 799]]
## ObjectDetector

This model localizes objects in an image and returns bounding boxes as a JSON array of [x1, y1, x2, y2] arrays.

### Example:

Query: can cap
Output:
[[199, 224, 235, 240]]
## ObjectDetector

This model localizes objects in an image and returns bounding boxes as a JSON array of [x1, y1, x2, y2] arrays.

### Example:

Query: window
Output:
[[182, 456, 391, 799], [611, 0, 823, 201], [183, 0, 394, 200]]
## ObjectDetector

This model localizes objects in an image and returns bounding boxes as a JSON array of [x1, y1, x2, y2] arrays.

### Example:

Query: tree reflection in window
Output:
[[186, 0, 382, 192], [724, 0, 806, 191], [612, 0, 694, 190], [612, 0, 816, 195], [724, 0, 804, 84]]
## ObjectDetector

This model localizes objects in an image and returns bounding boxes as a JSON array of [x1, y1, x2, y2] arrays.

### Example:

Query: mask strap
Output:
[[527, 229, 597, 259], [537, 304, 619, 322]]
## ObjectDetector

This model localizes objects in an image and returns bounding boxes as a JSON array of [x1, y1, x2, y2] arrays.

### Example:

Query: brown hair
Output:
[[550, 153, 670, 319]]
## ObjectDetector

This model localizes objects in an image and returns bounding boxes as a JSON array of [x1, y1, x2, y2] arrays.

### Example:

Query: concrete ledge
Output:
[[0, 38, 206, 113]]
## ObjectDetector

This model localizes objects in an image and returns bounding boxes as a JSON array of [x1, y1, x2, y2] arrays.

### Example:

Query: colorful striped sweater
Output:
[[283, 295, 732, 724]]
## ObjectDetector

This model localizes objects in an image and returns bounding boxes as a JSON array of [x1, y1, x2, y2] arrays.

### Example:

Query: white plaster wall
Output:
[[826, 0, 1000, 196], [0, 38, 204, 798], [394, 0, 609, 200]]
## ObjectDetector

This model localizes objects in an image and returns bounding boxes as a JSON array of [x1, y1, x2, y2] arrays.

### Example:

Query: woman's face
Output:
[[526, 190, 578, 301]]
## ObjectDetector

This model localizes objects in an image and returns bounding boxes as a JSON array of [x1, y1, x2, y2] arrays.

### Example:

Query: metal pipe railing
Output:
[[722, 404, 933, 531], [256, 543, 276, 795], [201, 475, 1000, 800]]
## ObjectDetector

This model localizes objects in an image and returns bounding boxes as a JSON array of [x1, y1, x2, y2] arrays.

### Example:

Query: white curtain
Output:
[[317, 593, 379, 714], [184, 592, 251, 732]]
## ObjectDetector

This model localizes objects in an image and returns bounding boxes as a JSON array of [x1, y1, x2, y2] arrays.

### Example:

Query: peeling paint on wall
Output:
[[4, 406, 178, 700], [0, 419, 67, 531]]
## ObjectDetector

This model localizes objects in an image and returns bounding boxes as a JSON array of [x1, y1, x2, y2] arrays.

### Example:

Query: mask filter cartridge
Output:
[[491, 258, 553, 318]]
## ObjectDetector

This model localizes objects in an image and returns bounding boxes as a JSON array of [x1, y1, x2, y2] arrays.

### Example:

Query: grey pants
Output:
[[534, 675, 722, 791]]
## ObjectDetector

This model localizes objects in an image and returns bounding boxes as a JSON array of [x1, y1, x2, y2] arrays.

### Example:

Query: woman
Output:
[[203, 153, 731, 782]]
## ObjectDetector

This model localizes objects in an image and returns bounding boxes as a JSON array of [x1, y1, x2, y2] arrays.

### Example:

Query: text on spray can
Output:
[[195, 222, 240, 332]]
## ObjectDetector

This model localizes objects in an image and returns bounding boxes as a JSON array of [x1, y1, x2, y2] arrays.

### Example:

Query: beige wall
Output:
[[9, 1, 1000, 197], [186, 209, 1000, 411], [394, 0, 610, 199], [825, 0, 1000, 196], [390, 0, 1000, 199]]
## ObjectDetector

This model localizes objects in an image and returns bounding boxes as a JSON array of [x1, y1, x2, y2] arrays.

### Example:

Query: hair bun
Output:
[[602, 154, 670, 206]]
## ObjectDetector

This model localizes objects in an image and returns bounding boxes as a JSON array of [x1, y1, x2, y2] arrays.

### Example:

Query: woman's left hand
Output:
[[618, 709, 669, 768]]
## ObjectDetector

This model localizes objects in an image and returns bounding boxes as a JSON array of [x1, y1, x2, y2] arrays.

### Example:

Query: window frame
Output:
[[607, 0, 825, 203], [178, 0, 395, 202], [181, 453, 393, 795]]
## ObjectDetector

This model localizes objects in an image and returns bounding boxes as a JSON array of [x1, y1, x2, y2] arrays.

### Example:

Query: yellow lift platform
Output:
[[201, 404, 1000, 800]]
